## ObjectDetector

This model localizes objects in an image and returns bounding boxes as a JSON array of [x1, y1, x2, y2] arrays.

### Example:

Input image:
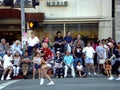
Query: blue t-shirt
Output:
[[54, 36, 63, 43], [64, 36, 73, 44], [64, 55, 74, 66]]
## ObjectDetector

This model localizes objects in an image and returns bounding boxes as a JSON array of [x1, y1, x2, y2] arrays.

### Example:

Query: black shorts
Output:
[[34, 64, 41, 69]]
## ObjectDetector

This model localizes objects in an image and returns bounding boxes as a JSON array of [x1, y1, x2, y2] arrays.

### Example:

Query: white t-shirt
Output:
[[77, 65, 83, 71], [82, 46, 95, 58], [28, 37, 39, 47], [13, 57, 21, 66], [3, 55, 13, 66]]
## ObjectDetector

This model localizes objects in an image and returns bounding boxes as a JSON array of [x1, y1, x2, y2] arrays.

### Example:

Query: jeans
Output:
[[0, 52, 6, 58], [27, 44, 40, 55], [74, 57, 82, 68]]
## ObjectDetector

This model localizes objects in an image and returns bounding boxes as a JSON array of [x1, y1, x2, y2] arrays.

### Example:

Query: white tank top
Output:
[[34, 57, 41, 64]]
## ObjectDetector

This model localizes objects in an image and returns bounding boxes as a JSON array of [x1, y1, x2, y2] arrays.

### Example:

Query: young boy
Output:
[[21, 51, 31, 79]]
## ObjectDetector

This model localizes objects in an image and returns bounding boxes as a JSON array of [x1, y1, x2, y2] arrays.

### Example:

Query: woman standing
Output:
[[96, 42, 105, 73], [40, 43, 54, 85]]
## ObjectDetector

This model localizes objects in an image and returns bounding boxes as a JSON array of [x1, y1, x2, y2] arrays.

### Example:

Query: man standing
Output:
[[74, 34, 85, 48], [82, 42, 97, 75]]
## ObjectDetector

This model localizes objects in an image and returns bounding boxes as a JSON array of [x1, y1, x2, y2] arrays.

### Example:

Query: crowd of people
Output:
[[0, 31, 120, 85]]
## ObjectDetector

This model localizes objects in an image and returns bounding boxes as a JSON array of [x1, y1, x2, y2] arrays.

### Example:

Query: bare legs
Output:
[[1, 66, 13, 80], [40, 64, 54, 85]]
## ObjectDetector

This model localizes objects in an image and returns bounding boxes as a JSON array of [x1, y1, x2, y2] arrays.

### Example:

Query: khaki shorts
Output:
[[22, 64, 29, 73]]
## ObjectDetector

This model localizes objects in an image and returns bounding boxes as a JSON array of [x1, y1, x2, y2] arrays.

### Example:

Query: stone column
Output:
[[99, 20, 112, 40], [115, 0, 120, 42]]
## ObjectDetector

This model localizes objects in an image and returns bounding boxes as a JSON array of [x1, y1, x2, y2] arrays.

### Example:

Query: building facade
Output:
[[115, 0, 120, 42], [0, 0, 112, 44], [28, 0, 112, 42]]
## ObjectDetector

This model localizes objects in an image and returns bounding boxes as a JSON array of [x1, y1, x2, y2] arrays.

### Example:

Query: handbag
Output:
[[99, 59, 105, 64]]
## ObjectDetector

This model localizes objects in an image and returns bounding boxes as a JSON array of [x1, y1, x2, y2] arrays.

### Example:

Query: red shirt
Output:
[[41, 47, 53, 61]]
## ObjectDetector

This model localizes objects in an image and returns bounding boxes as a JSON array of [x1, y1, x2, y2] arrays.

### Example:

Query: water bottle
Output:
[[67, 44, 71, 53]]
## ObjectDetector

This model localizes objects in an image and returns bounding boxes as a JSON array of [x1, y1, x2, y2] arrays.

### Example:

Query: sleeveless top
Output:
[[74, 45, 82, 58], [34, 57, 41, 64]]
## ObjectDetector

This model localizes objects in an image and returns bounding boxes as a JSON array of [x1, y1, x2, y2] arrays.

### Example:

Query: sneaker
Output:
[[82, 73, 87, 78], [108, 76, 114, 80], [32, 77, 35, 79], [88, 72, 91, 75], [94, 72, 97, 76], [64, 75, 67, 78], [47, 81, 54, 85], [116, 77, 120, 80], [15, 74, 18, 76], [6, 76, 11, 80], [40, 78, 44, 85], [1, 76, 4, 80]]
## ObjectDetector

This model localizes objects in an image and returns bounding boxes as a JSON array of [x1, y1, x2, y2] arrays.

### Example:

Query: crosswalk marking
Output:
[[0, 80, 20, 90]]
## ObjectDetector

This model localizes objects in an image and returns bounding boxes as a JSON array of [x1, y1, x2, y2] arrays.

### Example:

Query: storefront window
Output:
[[42, 23, 98, 42]]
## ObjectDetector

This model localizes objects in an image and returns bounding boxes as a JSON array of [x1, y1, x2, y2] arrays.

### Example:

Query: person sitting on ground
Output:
[[13, 52, 21, 76], [28, 32, 40, 56], [54, 31, 64, 53], [64, 31, 73, 53], [63, 51, 75, 78], [76, 61, 87, 78], [21, 51, 31, 79], [103, 59, 112, 78], [32, 52, 43, 79], [0, 56, 3, 68], [54, 51, 64, 78], [11, 40, 22, 56], [115, 65, 120, 80], [1, 50, 13, 80], [0, 38, 8, 58]]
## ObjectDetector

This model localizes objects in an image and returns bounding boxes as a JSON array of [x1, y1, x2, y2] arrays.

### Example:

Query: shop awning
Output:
[[0, 9, 44, 24]]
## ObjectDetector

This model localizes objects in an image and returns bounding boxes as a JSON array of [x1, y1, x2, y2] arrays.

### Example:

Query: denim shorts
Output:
[[85, 57, 94, 64], [34, 64, 41, 69]]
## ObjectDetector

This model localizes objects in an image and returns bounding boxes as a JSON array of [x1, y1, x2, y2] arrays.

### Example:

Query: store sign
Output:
[[46, 1, 68, 6], [0, 0, 39, 8]]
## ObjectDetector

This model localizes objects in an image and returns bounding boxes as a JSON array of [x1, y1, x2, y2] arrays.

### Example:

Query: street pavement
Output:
[[0, 74, 120, 90]]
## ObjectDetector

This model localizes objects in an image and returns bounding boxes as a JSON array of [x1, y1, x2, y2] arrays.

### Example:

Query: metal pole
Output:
[[21, 0, 25, 47], [64, 23, 66, 37]]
